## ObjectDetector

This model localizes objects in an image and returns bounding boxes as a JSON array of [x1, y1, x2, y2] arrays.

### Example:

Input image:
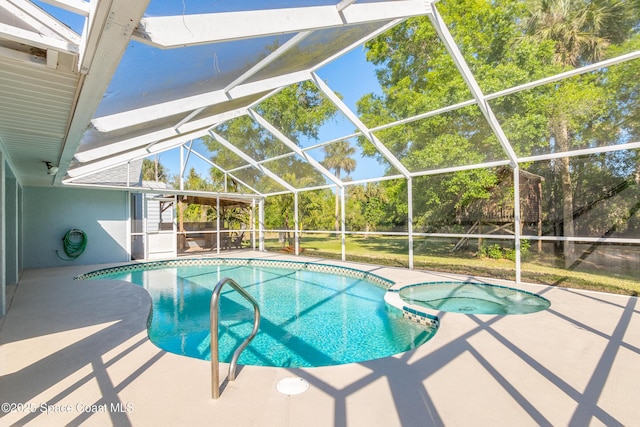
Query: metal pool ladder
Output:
[[210, 277, 261, 399]]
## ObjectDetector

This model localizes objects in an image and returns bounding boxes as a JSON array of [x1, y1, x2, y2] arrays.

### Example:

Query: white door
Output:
[[145, 195, 177, 259]]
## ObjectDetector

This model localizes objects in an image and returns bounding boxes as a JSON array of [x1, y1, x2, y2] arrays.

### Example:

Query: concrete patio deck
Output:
[[1, 251, 638, 426]]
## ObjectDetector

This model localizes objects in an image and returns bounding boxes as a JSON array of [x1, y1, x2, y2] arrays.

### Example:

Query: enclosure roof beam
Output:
[[486, 50, 640, 101], [189, 149, 264, 196], [0, 22, 78, 54], [411, 160, 512, 178], [310, 19, 404, 74], [173, 89, 280, 135], [67, 130, 203, 178], [75, 127, 206, 163], [248, 109, 344, 188], [4, 0, 81, 44], [62, 180, 264, 201], [223, 32, 312, 94], [428, 5, 518, 167], [362, 50, 640, 146], [342, 173, 405, 187], [311, 72, 411, 179], [132, 1, 433, 48], [336, 0, 359, 12], [91, 71, 311, 133], [517, 141, 640, 164], [209, 130, 297, 193], [180, 141, 194, 179], [171, 35, 310, 132], [36, 0, 90, 17], [56, 0, 151, 184], [189, 148, 228, 175], [76, 107, 250, 163], [66, 134, 267, 195]]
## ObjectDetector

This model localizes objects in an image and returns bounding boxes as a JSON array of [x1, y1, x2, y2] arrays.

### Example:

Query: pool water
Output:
[[399, 282, 550, 315], [90, 262, 436, 367]]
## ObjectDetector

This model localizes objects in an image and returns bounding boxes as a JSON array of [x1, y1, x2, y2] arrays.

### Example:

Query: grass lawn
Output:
[[264, 234, 640, 296]]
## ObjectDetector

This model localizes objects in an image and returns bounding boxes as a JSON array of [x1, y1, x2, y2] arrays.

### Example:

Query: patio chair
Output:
[[231, 231, 245, 249], [217, 232, 230, 250]]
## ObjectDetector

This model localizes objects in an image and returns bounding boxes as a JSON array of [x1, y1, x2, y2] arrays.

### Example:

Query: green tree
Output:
[[605, 36, 640, 179], [264, 194, 294, 231], [177, 168, 216, 223], [298, 188, 334, 232], [141, 157, 168, 182], [181, 167, 214, 191], [359, 0, 530, 231], [204, 81, 338, 195], [322, 140, 357, 233], [521, 0, 635, 263], [347, 183, 390, 237], [359, 0, 637, 248]]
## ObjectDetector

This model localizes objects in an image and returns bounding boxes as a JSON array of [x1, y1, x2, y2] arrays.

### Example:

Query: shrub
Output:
[[481, 239, 530, 261], [479, 243, 504, 259]]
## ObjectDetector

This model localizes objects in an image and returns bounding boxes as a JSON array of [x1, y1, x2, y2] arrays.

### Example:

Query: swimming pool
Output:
[[397, 282, 550, 315], [79, 259, 436, 368]]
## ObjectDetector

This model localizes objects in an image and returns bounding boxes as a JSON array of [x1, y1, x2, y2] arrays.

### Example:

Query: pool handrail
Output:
[[210, 277, 261, 399]]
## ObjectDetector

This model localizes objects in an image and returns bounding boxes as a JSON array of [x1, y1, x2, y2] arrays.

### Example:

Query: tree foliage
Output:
[[323, 140, 357, 232], [519, 0, 638, 261], [347, 183, 390, 235], [157, 0, 640, 255], [141, 157, 168, 183], [197, 81, 342, 229], [203, 81, 339, 195], [356, 0, 640, 242]]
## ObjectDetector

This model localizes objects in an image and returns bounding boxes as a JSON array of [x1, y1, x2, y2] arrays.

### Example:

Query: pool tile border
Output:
[[75, 257, 395, 290], [402, 307, 439, 328]]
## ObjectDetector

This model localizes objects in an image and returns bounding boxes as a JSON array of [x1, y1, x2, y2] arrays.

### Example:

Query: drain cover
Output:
[[276, 377, 309, 395]]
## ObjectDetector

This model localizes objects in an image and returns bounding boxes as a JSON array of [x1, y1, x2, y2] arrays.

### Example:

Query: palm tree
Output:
[[141, 156, 168, 182], [523, 0, 624, 68], [323, 140, 357, 233], [522, 0, 631, 264]]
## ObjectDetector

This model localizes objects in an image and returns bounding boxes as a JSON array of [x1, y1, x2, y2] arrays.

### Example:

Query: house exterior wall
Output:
[[1, 154, 21, 316], [5, 171, 18, 286], [1, 153, 5, 315], [23, 186, 130, 268]]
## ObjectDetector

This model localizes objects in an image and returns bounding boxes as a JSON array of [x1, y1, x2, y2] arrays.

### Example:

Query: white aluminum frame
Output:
[[133, 1, 433, 48], [35, 0, 640, 281]]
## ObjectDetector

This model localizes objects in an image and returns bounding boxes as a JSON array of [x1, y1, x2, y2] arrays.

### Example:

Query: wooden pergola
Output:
[[176, 195, 254, 253]]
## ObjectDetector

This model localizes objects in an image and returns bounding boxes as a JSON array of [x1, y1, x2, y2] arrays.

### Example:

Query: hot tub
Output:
[[397, 282, 550, 315]]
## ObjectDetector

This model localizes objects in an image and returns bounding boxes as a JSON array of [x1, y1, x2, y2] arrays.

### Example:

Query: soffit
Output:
[[0, 0, 80, 187], [0, 0, 435, 189]]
